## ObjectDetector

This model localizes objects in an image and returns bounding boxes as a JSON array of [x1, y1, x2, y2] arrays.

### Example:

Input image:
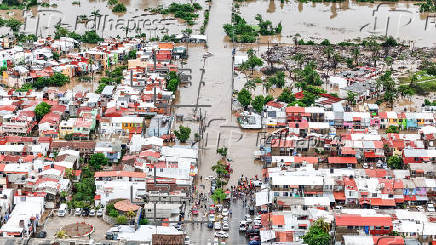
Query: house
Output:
[[95, 141, 122, 163], [94, 171, 146, 205], [335, 214, 393, 239]]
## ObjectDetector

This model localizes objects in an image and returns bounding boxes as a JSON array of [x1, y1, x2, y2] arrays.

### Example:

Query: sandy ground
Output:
[[44, 213, 111, 241]]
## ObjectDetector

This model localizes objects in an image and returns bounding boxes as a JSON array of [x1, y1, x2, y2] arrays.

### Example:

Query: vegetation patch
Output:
[[152, 3, 202, 25]]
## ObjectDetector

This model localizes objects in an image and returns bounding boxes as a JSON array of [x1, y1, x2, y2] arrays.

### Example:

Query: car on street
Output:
[[245, 214, 252, 223], [427, 203, 435, 212], [214, 231, 229, 238], [89, 209, 96, 216], [184, 235, 190, 245], [222, 222, 229, 231], [222, 208, 229, 216], [214, 222, 221, 230], [58, 203, 67, 217], [97, 208, 103, 217], [222, 216, 229, 222], [239, 221, 247, 232], [248, 241, 261, 245], [209, 214, 215, 222], [208, 222, 214, 229], [192, 206, 199, 215], [417, 206, 425, 212], [74, 208, 82, 216]]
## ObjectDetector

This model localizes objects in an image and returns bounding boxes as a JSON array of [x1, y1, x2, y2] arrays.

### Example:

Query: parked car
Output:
[[417, 206, 425, 212], [239, 221, 247, 232], [207, 222, 214, 229], [214, 222, 221, 230], [427, 203, 435, 212], [97, 208, 103, 217], [81, 209, 89, 216], [245, 214, 252, 223], [89, 209, 96, 216], [208, 214, 215, 222], [362, 162, 369, 168], [184, 235, 190, 245], [74, 208, 82, 216], [58, 203, 67, 217], [222, 208, 229, 216], [222, 222, 229, 231]]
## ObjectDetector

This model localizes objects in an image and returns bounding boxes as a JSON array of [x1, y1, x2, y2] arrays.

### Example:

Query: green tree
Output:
[[352, 47, 360, 66], [139, 218, 149, 225], [347, 91, 356, 105], [89, 153, 108, 171], [211, 188, 227, 203], [387, 155, 403, 169], [6, 18, 22, 32], [278, 88, 295, 103], [302, 219, 331, 245], [35, 102, 51, 121], [116, 215, 128, 224], [112, 3, 127, 12], [241, 51, 263, 74], [212, 162, 228, 178], [216, 147, 228, 158], [237, 88, 252, 108], [174, 125, 191, 143], [386, 125, 399, 134], [252, 95, 265, 113]]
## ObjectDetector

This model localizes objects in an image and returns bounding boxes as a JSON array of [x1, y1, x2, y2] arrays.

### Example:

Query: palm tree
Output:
[[263, 79, 273, 94], [332, 53, 342, 74], [293, 33, 301, 48], [244, 78, 258, 92], [384, 56, 393, 71], [292, 53, 304, 69], [88, 58, 95, 84], [367, 38, 380, 67], [211, 163, 228, 178], [323, 46, 333, 62], [126, 210, 136, 224], [352, 47, 360, 66]]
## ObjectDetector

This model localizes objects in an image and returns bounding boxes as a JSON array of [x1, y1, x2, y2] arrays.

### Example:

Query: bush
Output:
[[116, 215, 128, 224], [112, 3, 126, 12]]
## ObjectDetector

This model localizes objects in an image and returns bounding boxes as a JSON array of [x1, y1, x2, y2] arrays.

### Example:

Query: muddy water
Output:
[[22, 0, 206, 38], [174, 0, 263, 189], [237, 0, 436, 47]]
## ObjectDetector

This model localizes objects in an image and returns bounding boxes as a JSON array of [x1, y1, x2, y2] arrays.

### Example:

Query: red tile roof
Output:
[[335, 214, 392, 226], [328, 157, 357, 164], [94, 171, 146, 178]]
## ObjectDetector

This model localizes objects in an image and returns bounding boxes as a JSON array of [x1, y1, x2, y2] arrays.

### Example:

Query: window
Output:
[[372, 193, 378, 197], [388, 194, 393, 198], [347, 226, 353, 230], [375, 226, 381, 230], [384, 226, 390, 230]]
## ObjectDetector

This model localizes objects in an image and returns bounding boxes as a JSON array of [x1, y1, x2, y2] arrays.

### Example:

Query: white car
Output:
[[222, 222, 229, 231], [362, 162, 369, 169], [89, 209, 96, 216], [214, 222, 221, 230], [214, 231, 229, 238], [184, 235, 190, 245], [209, 214, 215, 222], [74, 208, 82, 216], [427, 203, 435, 212], [97, 208, 103, 217], [222, 208, 229, 216], [239, 221, 247, 232], [222, 216, 229, 222], [245, 214, 252, 223], [417, 206, 425, 212]]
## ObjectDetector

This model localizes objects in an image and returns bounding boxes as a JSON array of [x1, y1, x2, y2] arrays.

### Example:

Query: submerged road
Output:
[[175, 0, 263, 244]]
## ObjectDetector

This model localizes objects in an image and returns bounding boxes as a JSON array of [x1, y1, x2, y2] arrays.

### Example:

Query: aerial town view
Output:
[[0, 0, 435, 244]]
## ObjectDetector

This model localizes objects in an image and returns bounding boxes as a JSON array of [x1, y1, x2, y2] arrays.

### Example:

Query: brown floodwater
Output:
[[236, 0, 436, 47]]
